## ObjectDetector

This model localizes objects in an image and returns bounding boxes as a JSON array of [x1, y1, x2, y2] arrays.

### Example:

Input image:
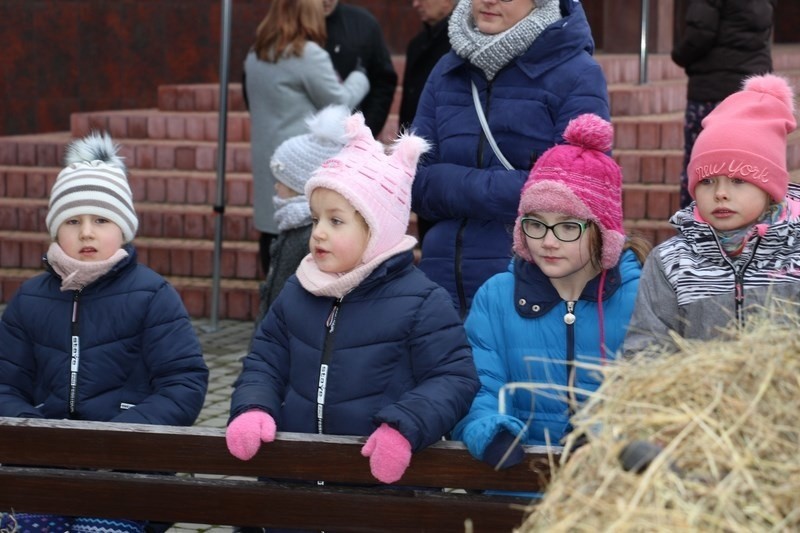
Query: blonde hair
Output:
[[253, 0, 327, 63]]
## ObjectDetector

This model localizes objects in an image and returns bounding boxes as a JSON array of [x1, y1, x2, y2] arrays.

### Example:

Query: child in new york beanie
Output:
[[226, 112, 480, 486], [623, 74, 800, 357], [257, 105, 350, 315]]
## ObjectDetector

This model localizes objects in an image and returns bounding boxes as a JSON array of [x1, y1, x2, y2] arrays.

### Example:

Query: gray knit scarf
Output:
[[448, 0, 562, 80], [273, 195, 311, 232]]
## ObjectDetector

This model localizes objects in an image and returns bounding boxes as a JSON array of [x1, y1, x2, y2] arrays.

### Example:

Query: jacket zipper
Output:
[[315, 297, 343, 488], [455, 220, 468, 318], [564, 301, 577, 416], [716, 235, 760, 328], [317, 297, 342, 435], [68, 290, 82, 419]]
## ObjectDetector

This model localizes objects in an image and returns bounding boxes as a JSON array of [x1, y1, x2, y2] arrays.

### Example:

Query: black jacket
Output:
[[325, 3, 398, 136], [672, 0, 776, 102], [399, 16, 452, 131]]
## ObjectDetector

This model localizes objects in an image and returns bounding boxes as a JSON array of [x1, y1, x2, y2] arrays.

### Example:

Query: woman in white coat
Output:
[[243, 0, 369, 275]]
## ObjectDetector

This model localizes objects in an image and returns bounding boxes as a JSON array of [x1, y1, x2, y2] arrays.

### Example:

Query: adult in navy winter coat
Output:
[[226, 113, 479, 487], [0, 134, 208, 425], [411, 0, 610, 317]]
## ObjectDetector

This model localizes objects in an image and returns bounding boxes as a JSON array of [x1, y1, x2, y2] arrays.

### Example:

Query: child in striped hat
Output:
[[0, 132, 209, 533]]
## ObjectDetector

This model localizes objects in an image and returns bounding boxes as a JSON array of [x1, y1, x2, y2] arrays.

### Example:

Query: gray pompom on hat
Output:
[[270, 105, 351, 194], [46, 131, 138, 243]]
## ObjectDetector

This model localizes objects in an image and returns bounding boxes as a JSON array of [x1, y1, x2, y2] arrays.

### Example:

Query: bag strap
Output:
[[471, 81, 514, 171]]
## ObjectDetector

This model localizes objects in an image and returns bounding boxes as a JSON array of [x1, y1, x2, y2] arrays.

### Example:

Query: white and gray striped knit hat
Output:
[[46, 131, 138, 243]]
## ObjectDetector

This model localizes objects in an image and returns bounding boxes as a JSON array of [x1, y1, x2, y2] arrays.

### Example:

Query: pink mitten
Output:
[[360, 423, 412, 484], [225, 409, 276, 461]]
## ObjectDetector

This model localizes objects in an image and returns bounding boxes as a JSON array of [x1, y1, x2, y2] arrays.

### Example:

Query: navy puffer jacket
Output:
[[230, 251, 480, 452], [411, 0, 609, 316], [0, 246, 208, 425]]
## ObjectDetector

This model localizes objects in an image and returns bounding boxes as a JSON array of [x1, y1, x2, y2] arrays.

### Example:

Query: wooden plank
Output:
[[0, 467, 533, 532], [0, 417, 558, 492]]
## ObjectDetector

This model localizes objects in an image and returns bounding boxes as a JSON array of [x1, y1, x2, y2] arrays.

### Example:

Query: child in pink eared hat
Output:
[[226, 112, 479, 488], [453, 114, 650, 473], [624, 73, 800, 357]]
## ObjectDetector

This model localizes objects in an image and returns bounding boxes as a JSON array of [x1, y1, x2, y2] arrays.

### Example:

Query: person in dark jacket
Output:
[[672, 0, 776, 208], [410, 0, 610, 318], [400, 0, 456, 247], [0, 132, 209, 533], [226, 112, 480, 489], [257, 104, 351, 321], [323, 0, 398, 137], [399, 0, 455, 131]]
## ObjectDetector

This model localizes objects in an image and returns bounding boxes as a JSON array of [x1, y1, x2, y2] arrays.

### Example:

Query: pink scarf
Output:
[[47, 242, 129, 291], [296, 236, 417, 298]]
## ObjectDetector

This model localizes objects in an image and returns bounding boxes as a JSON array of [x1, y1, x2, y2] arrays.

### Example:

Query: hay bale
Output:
[[520, 305, 800, 532]]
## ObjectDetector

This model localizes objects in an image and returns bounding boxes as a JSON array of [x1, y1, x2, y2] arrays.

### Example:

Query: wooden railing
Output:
[[0, 417, 558, 532]]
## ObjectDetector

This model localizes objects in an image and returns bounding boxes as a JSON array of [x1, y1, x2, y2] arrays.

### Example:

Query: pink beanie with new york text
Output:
[[304, 112, 430, 263], [688, 74, 797, 203], [513, 113, 626, 270]]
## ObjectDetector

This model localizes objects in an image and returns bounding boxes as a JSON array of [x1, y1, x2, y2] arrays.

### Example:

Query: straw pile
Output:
[[519, 304, 800, 532]]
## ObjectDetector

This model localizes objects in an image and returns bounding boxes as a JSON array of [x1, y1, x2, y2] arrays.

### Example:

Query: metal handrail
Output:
[[209, 0, 233, 331], [639, 0, 650, 84]]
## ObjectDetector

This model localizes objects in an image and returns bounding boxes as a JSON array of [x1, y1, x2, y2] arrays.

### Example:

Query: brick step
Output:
[[624, 219, 677, 248], [613, 112, 683, 150], [0, 266, 261, 321], [615, 129, 800, 184], [71, 108, 251, 143], [0, 135, 252, 173], [608, 78, 687, 116], [0, 197, 259, 242], [0, 230, 261, 281], [1, 165, 254, 207], [156, 79, 691, 118]]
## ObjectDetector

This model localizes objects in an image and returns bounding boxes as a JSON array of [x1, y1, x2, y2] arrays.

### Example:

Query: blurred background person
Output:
[[323, 0, 398, 137], [672, 0, 777, 208], [244, 0, 369, 277], [401, 0, 456, 246]]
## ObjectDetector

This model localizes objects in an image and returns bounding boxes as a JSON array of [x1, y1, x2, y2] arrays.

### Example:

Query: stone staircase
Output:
[[3, 48, 800, 320]]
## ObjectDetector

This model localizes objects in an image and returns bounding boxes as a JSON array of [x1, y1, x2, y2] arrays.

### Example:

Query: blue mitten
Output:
[[482, 430, 524, 469]]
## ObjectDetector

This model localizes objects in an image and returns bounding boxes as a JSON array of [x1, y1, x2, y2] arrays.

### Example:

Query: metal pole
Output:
[[639, 0, 650, 85], [209, 0, 232, 331]]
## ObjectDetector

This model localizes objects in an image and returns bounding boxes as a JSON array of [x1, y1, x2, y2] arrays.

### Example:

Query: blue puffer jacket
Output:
[[0, 246, 209, 425], [230, 251, 480, 452], [411, 0, 610, 316], [453, 251, 641, 459]]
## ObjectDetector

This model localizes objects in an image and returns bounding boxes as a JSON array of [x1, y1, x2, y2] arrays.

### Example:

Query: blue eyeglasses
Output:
[[520, 217, 590, 242]]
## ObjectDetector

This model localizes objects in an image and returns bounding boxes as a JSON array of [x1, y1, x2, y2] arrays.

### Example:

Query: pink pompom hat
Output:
[[513, 113, 626, 270], [688, 73, 797, 203], [305, 112, 430, 263]]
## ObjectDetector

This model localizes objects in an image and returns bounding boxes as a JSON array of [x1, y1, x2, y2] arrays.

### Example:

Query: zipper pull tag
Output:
[[564, 301, 576, 325], [325, 298, 342, 333]]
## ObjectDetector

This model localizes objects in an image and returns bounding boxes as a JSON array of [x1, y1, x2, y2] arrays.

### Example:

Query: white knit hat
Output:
[[46, 132, 138, 243], [270, 105, 351, 194]]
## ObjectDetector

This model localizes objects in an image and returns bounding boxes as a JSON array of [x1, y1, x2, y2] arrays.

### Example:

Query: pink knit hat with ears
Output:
[[305, 112, 430, 263], [513, 113, 626, 270], [689, 74, 797, 203]]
